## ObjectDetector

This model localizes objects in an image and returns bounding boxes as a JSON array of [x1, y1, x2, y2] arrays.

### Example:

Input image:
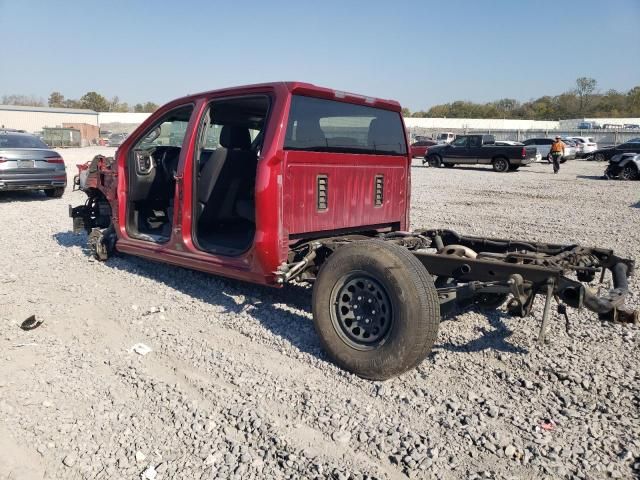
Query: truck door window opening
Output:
[[126, 105, 194, 243], [451, 136, 467, 147], [192, 95, 271, 256], [284, 95, 407, 156]]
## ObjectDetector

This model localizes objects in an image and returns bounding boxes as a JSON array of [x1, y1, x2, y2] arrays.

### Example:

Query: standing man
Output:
[[550, 136, 565, 174]]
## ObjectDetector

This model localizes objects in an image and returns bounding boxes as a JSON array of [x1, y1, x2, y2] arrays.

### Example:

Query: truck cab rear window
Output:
[[284, 95, 407, 155]]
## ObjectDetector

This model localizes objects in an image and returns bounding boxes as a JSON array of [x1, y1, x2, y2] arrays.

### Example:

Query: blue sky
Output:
[[0, 0, 638, 111]]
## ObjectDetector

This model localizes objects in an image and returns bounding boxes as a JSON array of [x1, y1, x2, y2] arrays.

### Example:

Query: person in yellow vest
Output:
[[550, 136, 565, 174]]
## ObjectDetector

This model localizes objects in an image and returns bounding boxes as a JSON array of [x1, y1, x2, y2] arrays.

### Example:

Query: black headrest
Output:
[[295, 118, 326, 147], [368, 117, 401, 150], [220, 126, 251, 149]]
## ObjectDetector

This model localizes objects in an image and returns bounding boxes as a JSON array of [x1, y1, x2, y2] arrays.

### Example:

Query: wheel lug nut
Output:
[[368, 299, 372, 303], [357, 296, 362, 301]]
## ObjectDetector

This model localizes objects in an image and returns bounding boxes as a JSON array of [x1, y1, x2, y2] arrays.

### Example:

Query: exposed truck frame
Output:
[[70, 82, 637, 380]]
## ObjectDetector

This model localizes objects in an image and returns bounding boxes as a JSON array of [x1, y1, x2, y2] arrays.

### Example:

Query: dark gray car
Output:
[[0, 131, 67, 197], [107, 133, 127, 147]]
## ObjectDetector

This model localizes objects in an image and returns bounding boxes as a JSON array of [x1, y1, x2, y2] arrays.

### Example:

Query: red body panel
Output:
[[283, 151, 407, 235], [95, 82, 411, 286]]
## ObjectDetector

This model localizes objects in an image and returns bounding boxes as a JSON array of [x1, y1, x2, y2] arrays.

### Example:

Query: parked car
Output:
[[410, 139, 437, 158], [560, 138, 578, 160], [567, 136, 598, 157], [623, 124, 640, 129], [68, 81, 636, 379], [425, 134, 536, 171], [493, 140, 521, 145], [577, 121, 601, 129], [0, 131, 66, 197], [590, 137, 640, 162], [435, 132, 455, 144], [108, 133, 127, 147], [604, 153, 639, 180], [522, 137, 575, 162], [602, 124, 622, 129]]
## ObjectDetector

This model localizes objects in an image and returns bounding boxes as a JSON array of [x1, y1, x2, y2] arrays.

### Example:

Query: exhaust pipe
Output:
[[580, 262, 637, 323]]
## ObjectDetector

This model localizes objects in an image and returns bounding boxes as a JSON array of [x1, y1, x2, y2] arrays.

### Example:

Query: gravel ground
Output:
[[0, 147, 638, 480]]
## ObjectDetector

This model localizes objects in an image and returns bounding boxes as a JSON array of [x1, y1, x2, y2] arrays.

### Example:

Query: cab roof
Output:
[[168, 81, 402, 113]]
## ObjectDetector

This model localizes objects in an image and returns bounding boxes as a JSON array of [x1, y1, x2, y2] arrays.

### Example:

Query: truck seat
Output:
[[368, 117, 401, 152], [197, 126, 257, 227], [290, 118, 326, 149]]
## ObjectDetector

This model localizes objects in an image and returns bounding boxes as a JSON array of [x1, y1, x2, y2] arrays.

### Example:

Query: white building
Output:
[[0, 104, 99, 132], [404, 117, 559, 130], [97, 112, 152, 125], [558, 118, 640, 129]]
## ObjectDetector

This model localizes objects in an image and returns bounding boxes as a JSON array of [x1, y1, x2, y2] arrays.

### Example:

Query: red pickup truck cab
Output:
[[71, 82, 635, 380]]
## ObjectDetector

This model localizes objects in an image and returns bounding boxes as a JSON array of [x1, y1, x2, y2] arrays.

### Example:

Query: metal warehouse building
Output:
[[0, 104, 99, 132]]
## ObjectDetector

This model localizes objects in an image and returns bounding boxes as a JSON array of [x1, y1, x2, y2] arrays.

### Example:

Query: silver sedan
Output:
[[0, 131, 66, 197]]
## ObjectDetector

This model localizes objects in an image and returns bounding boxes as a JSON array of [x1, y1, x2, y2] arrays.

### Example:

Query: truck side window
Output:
[[451, 137, 467, 147], [284, 95, 407, 155], [469, 136, 481, 148]]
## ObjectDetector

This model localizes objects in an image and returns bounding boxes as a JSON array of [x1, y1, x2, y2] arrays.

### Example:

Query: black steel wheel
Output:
[[492, 157, 510, 172], [594, 152, 606, 162], [312, 240, 440, 380], [331, 273, 393, 350], [427, 155, 442, 168], [621, 164, 639, 181]]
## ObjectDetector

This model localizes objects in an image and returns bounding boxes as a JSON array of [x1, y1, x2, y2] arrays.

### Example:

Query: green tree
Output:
[[48, 91, 65, 107], [79, 91, 110, 112], [574, 77, 597, 114], [401, 107, 411, 117], [63, 99, 81, 109], [109, 96, 130, 112], [627, 86, 640, 116], [493, 98, 519, 117], [142, 102, 158, 112]]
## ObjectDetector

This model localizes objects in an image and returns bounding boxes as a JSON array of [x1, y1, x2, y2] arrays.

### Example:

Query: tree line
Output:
[[1, 91, 159, 113], [402, 78, 640, 120]]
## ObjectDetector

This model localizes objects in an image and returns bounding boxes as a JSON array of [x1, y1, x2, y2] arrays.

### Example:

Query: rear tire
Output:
[[621, 164, 639, 181], [427, 155, 442, 168], [492, 157, 509, 172], [312, 240, 440, 380], [594, 153, 606, 162], [44, 187, 65, 198]]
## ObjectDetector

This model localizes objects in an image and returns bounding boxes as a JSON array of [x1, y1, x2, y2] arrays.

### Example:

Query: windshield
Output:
[[0, 134, 49, 149]]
